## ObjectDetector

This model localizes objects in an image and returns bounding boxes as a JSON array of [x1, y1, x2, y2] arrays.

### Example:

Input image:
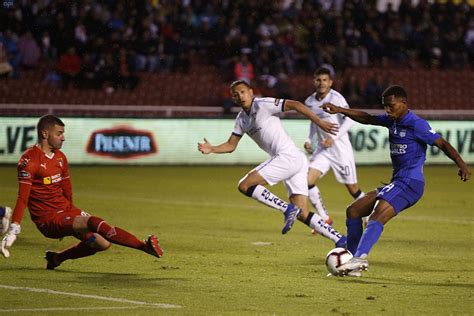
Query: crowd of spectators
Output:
[[0, 0, 473, 101]]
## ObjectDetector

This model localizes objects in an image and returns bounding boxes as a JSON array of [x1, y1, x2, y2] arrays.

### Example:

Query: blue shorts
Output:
[[376, 178, 424, 213]]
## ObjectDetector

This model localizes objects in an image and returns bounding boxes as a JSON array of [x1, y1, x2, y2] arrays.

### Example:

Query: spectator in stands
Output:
[[234, 53, 254, 84], [134, 30, 159, 72], [117, 47, 139, 90], [78, 53, 102, 90], [342, 74, 364, 108], [364, 73, 387, 108], [17, 30, 41, 69], [57, 46, 81, 89], [100, 52, 120, 94], [0, 42, 13, 78], [40, 31, 56, 61], [0, 30, 21, 78], [163, 31, 191, 73]]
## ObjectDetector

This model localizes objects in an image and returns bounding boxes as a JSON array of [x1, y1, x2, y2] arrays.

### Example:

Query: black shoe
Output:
[[45, 251, 61, 270]]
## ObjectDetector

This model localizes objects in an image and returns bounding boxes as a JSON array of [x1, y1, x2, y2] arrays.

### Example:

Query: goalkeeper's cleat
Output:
[[335, 235, 347, 248], [282, 205, 301, 234], [0, 206, 12, 235], [145, 235, 163, 258], [337, 256, 368, 276], [45, 251, 61, 270]]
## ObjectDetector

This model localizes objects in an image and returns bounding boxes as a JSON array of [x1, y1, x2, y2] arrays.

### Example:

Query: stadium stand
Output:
[[0, 1, 473, 118]]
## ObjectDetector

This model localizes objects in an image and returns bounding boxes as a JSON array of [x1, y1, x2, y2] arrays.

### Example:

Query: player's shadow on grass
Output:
[[2, 266, 187, 286], [347, 277, 474, 289], [333, 261, 474, 289]]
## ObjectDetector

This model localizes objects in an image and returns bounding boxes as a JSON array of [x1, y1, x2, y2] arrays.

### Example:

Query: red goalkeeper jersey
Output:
[[12, 145, 73, 223]]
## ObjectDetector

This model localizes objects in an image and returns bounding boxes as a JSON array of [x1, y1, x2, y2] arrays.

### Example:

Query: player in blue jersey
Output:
[[322, 85, 471, 276]]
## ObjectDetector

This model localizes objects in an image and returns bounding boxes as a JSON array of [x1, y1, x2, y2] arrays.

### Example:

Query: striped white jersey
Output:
[[304, 89, 355, 156]]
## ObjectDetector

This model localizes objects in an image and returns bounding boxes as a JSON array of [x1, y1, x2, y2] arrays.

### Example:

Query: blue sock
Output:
[[354, 220, 384, 257], [346, 218, 363, 255], [0, 207, 5, 217]]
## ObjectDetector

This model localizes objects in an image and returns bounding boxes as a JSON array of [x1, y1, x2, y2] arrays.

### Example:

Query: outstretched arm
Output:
[[433, 137, 471, 181], [322, 103, 380, 125], [284, 100, 338, 135], [1, 181, 30, 258], [198, 134, 241, 154]]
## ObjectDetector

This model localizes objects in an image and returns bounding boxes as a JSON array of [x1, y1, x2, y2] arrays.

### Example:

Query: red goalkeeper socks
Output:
[[87, 216, 145, 250]]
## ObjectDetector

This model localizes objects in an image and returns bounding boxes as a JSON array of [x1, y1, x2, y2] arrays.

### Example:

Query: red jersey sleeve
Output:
[[60, 154, 73, 203], [12, 154, 38, 224]]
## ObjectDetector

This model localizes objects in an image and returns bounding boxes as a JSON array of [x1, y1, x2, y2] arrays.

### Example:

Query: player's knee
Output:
[[98, 240, 112, 251], [85, 232, 111, 251], [239, 183, 257, 197], [346, 204, 359, 219]]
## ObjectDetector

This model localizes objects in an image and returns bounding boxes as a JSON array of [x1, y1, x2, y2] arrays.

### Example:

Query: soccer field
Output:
[[0, 165, 472, 315]]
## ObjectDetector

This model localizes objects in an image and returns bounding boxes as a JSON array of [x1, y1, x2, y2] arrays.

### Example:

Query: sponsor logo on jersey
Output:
[[86, 126, 158, 159], [390, 143, 407, 154], [399, 129, 407, 137], [43, 173, 62, 184]]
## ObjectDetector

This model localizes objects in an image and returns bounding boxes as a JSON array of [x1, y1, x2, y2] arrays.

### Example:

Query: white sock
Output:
[[250, 185, 289, 213], [355, 191, 365, 200], [308, 185, 330, 220], [309, 213, 343, 243]]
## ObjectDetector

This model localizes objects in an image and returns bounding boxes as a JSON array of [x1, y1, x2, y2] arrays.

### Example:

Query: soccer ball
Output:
[[325, 247, 353, 276]]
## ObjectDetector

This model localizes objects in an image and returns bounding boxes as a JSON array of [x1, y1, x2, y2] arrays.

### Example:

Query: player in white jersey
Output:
[[198, 80, 347, 247], [304, 67, 365, 228]]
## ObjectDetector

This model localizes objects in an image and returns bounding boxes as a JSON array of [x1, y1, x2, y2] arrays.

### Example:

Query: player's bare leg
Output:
[[45, 233, 110, 270], [345, 183, 367, 224]]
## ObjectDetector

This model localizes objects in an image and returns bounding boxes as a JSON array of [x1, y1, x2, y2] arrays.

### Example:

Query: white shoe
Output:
[[337, 256, 368, 276], [0, 207, 12, 235]]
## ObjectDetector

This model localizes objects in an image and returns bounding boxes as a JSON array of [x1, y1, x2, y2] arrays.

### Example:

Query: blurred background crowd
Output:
[[0, 0, 473, 110]]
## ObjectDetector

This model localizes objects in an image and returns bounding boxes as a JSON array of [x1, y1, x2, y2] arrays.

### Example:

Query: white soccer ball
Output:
[[325, 247, 353, 276]]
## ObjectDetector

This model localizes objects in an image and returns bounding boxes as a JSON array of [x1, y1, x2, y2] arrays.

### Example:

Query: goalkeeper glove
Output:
[[1, 223, 20, 258]]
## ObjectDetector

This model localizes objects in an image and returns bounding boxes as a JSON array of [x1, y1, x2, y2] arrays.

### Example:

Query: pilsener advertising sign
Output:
[[0, 118, 472, 165]]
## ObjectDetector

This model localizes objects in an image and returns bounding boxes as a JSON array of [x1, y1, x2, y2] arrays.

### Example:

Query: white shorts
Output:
[[255, 150, 308, 196], [309, 150, 358, 184]]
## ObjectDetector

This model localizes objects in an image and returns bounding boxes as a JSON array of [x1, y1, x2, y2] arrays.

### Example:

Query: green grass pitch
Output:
[[0, 165, 472, 315]]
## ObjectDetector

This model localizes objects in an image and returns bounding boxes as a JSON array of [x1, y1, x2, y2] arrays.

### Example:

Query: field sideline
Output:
[[0, 165, 472, 315]]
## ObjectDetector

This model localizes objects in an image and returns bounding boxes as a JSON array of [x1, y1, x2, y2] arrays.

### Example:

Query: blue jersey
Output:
[[374, 111, 441, 181]]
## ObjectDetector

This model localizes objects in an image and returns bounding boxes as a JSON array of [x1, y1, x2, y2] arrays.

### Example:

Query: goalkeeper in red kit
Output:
[[1, 115, 163, 269]]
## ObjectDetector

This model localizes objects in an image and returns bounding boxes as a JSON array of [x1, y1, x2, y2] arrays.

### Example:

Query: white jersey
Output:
[[304, 89, 355, 157], [233, 97, 299, 156]]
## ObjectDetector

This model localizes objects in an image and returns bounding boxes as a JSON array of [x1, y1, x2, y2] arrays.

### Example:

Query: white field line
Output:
[[0, 284, 181, 309], [0, 185, 472, 225], [0, 306, 160, 313]]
